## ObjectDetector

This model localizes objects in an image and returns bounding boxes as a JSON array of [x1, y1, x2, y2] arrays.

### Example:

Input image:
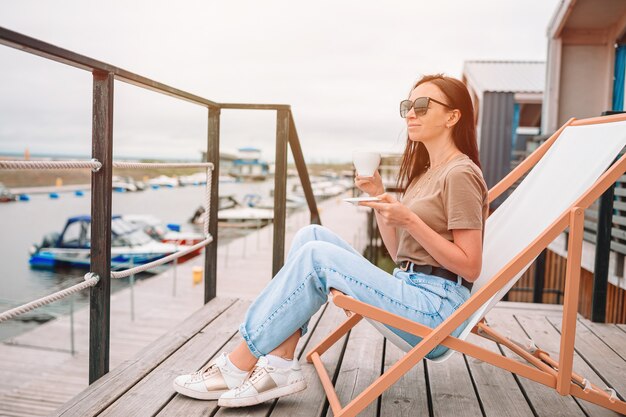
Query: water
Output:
[[0, 178, 298, 341]]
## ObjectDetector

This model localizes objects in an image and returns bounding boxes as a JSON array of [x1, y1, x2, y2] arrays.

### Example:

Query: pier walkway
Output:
[[0, 191, 369, 416], [52, 300, 625, 417]]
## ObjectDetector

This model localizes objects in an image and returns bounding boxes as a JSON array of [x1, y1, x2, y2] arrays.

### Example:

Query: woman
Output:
[[173, 74, 489, 408]]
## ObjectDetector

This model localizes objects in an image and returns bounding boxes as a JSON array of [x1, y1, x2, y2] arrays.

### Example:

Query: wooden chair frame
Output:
[[305, 114, 626, 416]]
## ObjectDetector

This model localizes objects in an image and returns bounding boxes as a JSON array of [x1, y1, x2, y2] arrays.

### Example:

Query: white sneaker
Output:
[[217, 356, 307, 407], [173, 353, 248, 400]]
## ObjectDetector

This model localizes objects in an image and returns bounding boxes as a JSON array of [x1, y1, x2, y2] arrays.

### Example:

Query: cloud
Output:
[[0, 0, 560, 162]]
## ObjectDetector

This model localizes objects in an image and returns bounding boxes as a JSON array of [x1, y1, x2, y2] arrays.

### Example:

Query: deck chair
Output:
[[306, 114, 626, 416]]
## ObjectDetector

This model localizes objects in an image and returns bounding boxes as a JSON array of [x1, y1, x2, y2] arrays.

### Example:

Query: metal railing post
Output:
[[70, 295, 75, 355], [288, 112, 321, 225], [532, 249, 547, 303], [272, 109, 289, 277], [204, 106, 220, 303], [592, 180, 616, 322], [89, 70, 114, 384], [130, 258, 135, 321], [172, 255, 178, 297]]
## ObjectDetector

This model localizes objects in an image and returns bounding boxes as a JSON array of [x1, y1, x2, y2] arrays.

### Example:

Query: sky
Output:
[[0, 0, 561, 163]]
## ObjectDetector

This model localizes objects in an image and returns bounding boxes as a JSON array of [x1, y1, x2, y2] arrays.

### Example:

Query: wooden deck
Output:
[[0, 192, 370, 416], [52, 299, 626, 417]]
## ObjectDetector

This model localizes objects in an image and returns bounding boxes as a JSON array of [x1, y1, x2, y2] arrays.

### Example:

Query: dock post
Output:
[[272, 109, 289, 277], [89, 70, 114, 384], [204, 106, 220, 303]]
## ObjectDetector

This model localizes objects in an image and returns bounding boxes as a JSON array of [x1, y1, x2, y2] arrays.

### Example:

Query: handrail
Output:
[[0, 160, 214, 315], [0, 26, 321, 383], [0, 27, 219, 109]]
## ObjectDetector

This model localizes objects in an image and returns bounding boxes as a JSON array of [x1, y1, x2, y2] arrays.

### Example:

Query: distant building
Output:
[[462, 60, 545, 207], [202, 148, 270, 181], [543, 0, 626, 133]]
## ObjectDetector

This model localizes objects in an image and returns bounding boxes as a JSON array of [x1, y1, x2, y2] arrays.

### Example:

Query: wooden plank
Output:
[[324, 319, 384, 417], [53, 297, 237, 417], [98, 300, 250, 416], [427, 347, 483, 416], [463, 332, 534, 417], [494, 301, 563, 313], [379, 339, 429, 417], [157, 303, 326, 416], [515, 314, 619, 417], [546, 315, 626, 396], [485, 312, 587, 416], [577, 318, 626, 361]]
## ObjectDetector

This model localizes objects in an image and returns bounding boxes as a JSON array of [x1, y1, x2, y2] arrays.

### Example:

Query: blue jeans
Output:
[[239, 224, 471, 359]]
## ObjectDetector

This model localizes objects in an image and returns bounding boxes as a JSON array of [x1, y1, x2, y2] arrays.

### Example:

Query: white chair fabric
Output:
[[367, 119, 626, 362]]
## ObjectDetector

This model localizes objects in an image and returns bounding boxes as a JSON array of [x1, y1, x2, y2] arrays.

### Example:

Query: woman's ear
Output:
[[447, 109, 461, 128]]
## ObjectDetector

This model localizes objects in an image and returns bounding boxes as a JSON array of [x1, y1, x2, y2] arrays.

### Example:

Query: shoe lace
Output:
[[189, 362, 219, 382], [237, 364, 267, 392]]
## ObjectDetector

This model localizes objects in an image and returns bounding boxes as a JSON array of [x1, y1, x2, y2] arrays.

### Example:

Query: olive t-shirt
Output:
[[395, 154, 489, 268]]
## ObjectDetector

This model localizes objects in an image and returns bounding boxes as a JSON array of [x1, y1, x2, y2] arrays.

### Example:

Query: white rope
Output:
[[0, 273, 100, 323], [0, 160, 215, 171], [112, 162, 214, 169], [110, 237, 213, 279], [0, 160, 102, 171]]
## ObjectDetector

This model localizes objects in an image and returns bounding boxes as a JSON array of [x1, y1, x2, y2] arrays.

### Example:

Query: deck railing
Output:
[[0, 26, 321, 383]]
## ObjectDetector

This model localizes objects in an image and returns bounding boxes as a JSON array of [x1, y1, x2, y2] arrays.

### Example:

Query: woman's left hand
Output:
[[359, 193, 417, 228]]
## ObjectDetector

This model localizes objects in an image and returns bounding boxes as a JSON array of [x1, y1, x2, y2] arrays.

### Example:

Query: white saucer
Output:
[[343, 197, 382, 205]]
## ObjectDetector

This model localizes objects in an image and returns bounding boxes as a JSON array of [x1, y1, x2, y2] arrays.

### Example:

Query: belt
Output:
[[398, 261, 473, 291]]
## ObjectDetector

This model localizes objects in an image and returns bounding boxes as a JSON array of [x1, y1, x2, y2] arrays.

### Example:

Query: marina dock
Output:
[[0, 192, 369, 416], [53, 299, 626, 417], [1, 192, 625, 416]]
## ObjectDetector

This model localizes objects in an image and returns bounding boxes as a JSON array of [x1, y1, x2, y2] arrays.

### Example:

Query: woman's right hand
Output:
[[354, 170, 385, 196]]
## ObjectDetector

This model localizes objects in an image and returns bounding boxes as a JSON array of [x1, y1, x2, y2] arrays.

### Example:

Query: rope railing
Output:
[[112, 162, 213, 169], [0, 159, 214, 322], [0, 159, 102, 171], [0, 159, 215, 171], [0, 273, 100, 323]]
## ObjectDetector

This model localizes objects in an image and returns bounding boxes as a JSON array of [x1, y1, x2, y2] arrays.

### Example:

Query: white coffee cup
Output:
[[352, 151, 381, 178]]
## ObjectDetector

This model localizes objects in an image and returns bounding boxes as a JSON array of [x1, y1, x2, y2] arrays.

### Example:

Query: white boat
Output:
[[147, 175, 178, 188], [218, 206, 274, 228], [189, 196, 274, 229], [178, 172, 208, 186], [292, 180, 347, 199], [112, 181, 137, 192], [29, 216, 186, 271], [122, 214, 204, 245]]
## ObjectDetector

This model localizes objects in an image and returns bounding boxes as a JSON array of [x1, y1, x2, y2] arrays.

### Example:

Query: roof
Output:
[[463, 60, 545, 95]]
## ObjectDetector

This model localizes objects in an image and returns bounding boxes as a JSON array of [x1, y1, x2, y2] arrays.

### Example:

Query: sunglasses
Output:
[[399, 97, 453, 118]]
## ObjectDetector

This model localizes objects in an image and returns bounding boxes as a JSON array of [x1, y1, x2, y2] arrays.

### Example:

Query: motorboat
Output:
[[189, 195, 274, 229], [29, 215, 186, 271], [292, 179, 348, 199], [112, 181, 137, 192], [0, 182, 16, 203], [147, 175, 178, 188], [178, 172, 208, 186], [112, 175, 146, 192], [252, 193, 307, 210], [122, 214, 204, 261], [218, 205, 274, 228]]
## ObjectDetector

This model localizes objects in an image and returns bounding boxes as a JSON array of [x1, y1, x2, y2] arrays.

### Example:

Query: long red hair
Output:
[[396, 74, 481, 194]]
